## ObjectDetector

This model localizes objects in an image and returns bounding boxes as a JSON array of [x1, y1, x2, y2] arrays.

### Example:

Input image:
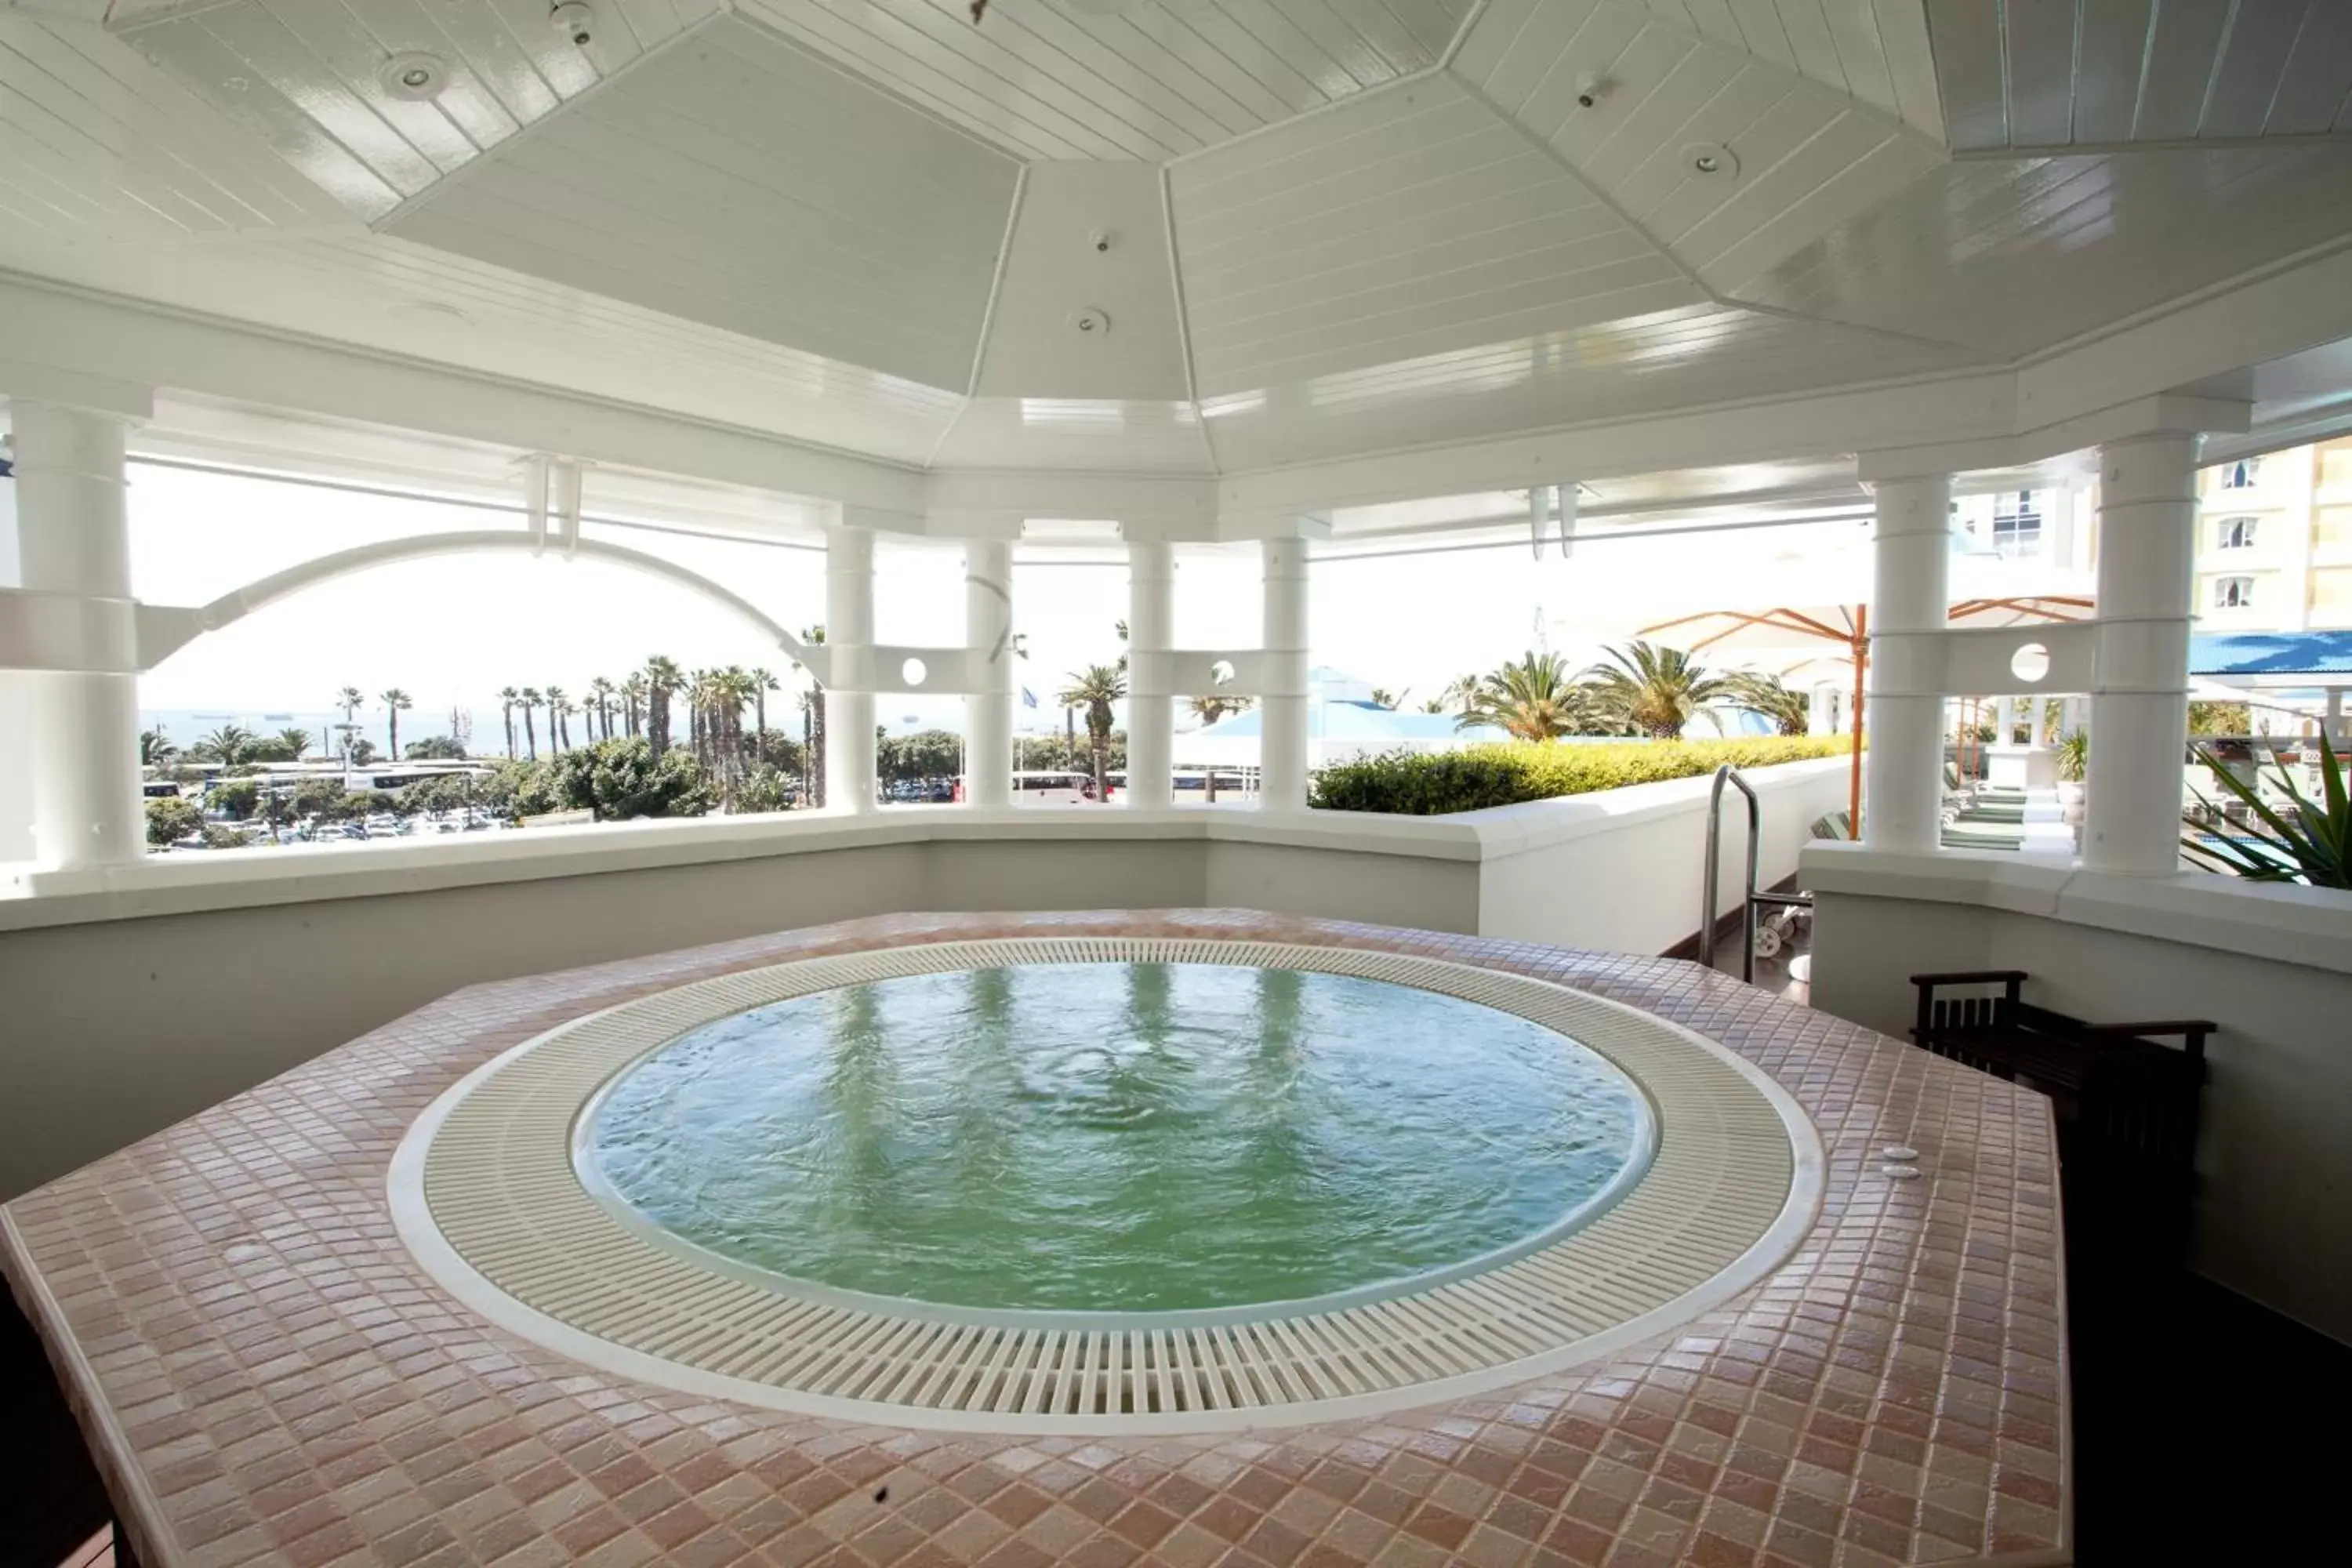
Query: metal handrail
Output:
[[1700, 764, 1761, 983]]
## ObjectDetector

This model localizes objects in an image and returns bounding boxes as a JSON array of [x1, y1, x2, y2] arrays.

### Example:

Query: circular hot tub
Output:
[[390, 938, 1820, 1433]]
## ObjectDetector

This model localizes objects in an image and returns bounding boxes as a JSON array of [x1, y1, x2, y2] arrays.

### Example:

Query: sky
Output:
[[85, 462, 1882, 749]]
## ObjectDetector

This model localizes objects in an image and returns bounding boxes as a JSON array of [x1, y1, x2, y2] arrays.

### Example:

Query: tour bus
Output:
[[1009, 770, 1100, 804], [1103, 769, 1250, 802]]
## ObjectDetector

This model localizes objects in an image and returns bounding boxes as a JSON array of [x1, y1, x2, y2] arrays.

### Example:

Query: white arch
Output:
[[141, 531, 826, 680]]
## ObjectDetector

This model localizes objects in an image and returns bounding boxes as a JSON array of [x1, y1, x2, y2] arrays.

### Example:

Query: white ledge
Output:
[[0, 757, 1853, 935], [1800, 840, 2352, 976]]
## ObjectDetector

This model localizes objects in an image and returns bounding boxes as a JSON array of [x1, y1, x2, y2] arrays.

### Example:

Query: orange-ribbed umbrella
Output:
[[1641, 597, 2093, 829]]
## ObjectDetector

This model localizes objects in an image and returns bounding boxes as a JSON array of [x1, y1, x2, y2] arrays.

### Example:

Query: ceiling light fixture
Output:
[[379, 53, 449, 101], [1686, 142, 1737, 178], [550, 2, 595, 47], [1069, 307, 1111, 338]]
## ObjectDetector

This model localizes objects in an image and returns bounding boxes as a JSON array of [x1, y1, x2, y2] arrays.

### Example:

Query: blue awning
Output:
[[2188, 630, 2352, 677]]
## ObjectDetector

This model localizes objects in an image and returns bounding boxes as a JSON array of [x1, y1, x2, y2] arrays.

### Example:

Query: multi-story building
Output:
[[2192, 437, 2352, 633]]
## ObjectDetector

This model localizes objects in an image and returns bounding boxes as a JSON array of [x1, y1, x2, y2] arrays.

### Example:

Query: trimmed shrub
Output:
[[1309, 735, 1854, 816]]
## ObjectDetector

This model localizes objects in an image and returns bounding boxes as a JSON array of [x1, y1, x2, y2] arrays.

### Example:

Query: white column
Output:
[[2031, 694, 2053, 748], [1864, 474, 1951, 849], [825, 523, 877, 814], [962, 538, 1013, 808], [13, 404, 144, 869], [1125, 541, 1174, 809], [1260, 537, 1310, 810], [2085, 433, 2198, 874]]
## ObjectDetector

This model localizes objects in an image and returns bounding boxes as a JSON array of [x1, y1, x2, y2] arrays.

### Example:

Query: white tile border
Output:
[[389, 938, 1824, 1435]]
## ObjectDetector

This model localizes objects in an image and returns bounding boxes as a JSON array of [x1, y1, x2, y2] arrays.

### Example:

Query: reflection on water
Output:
[[588, 964, 1642, 1312]]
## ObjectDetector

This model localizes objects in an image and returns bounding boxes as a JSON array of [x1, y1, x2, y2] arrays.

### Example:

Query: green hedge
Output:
[[1309, 735, 1855, 815]]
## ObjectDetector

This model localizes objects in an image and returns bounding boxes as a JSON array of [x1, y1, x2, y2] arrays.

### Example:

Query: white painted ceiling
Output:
[[0, 0, 2349, 480]]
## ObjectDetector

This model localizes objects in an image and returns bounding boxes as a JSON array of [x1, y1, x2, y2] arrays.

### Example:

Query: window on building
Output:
[[2218, 516, 2258, 550], [2213, 575, 2256, 609], [2220, 458, 2260, 490], [1991, 490, 2042, 559]]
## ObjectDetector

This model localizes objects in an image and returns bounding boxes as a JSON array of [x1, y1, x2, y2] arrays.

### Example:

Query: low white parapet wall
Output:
[[0, 757, 1850, 1201], [1802, 840, 2352, 1345]]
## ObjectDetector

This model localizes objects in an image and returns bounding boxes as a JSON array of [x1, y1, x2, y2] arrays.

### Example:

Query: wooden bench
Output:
[[1909, 971, 2212, 1273]]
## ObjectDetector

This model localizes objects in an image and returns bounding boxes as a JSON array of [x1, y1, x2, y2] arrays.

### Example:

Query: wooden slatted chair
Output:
[[1908, 971, 2212, 1272]]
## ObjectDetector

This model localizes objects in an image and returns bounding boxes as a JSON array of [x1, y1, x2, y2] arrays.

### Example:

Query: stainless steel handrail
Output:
[[1700, 764, 1760, 983]]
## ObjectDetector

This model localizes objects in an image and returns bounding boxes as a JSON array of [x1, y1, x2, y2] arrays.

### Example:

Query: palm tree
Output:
[[619, 673, 648, 739], [1460, 653, 1595, 741], [519, 687, 541, 761], [1418, 698, 1447, 714], [750, 667, 778, 754], [1581, 641, 1726, 740], [1189, 693, 1253, 725], [643, 656, 683, 756], [792, 630, 825, 804], [379, 688, 412, 759], [1720, 671, 1811, 737], [1369, 687, 1408, 710], [1439, 673, 1483, 717], [337, 686, 364, 762], [586, 677, 616, 742], [276, 728, 312, 760], [543, 684, 568, 753], [1057, 663, 1127, 801], [194, 724, 254, 764], [498, 687, 520, 758], [139, 728, 177, 767]]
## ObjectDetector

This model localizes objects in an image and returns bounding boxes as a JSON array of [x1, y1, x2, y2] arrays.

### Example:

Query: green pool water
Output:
[[582, 963, 1647, 1315]]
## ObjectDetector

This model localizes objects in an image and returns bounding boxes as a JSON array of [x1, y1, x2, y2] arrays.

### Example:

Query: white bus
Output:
[[1010, 770, 1100, 804]]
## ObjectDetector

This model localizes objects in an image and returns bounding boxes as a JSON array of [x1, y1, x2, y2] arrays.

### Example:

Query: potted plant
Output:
[[2056, 729, 2088, 806]]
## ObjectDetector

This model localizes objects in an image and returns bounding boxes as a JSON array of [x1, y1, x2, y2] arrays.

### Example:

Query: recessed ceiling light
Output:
[[1685, 142, 1737, 179], [380, 53, 448, 101], [1069, 307, 1111, 338]]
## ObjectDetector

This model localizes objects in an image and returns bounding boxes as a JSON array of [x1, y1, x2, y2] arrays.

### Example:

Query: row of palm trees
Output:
[[495, 644, 827, 800], [1437, 642, 1807, 742]]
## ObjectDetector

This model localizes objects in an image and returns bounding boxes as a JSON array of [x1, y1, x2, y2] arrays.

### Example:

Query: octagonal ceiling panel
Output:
[[736, 0, 1475, 161], [0, 11, 358, 239], [1454, 0, 1947, 297], [1633, 0, 1943, 137], [115, 0, 721, 219], [1737, 141, 2352, 359], [1169, 70, 1701, 398], [382, 13, 1020, 393], [1929, 0, 2352, 151]]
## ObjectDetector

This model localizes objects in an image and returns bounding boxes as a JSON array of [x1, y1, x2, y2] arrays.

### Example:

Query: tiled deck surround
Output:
[[1, 911, 2067, 1568]]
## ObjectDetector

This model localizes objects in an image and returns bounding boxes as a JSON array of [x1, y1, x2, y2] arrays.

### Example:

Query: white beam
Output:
[[9, 402, 143, 869], [0, 274, 925, 515], [825, 524, 877, 815], [1863, 475, 1950, 851], [2084, 433, 2198, 875], [1125, 541, 1174, 809], [963, 539, 1013, 808]]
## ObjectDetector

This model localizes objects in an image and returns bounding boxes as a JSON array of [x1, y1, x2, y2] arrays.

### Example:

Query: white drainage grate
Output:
[[390, 940, 1821, 1433]]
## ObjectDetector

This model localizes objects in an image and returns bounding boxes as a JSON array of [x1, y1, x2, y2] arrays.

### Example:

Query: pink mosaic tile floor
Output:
[[1, 911, 2068, 1567]]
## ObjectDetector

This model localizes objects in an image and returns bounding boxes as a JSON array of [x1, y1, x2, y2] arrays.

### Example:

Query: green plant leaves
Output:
[[1309, 736, 1853, 815]]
